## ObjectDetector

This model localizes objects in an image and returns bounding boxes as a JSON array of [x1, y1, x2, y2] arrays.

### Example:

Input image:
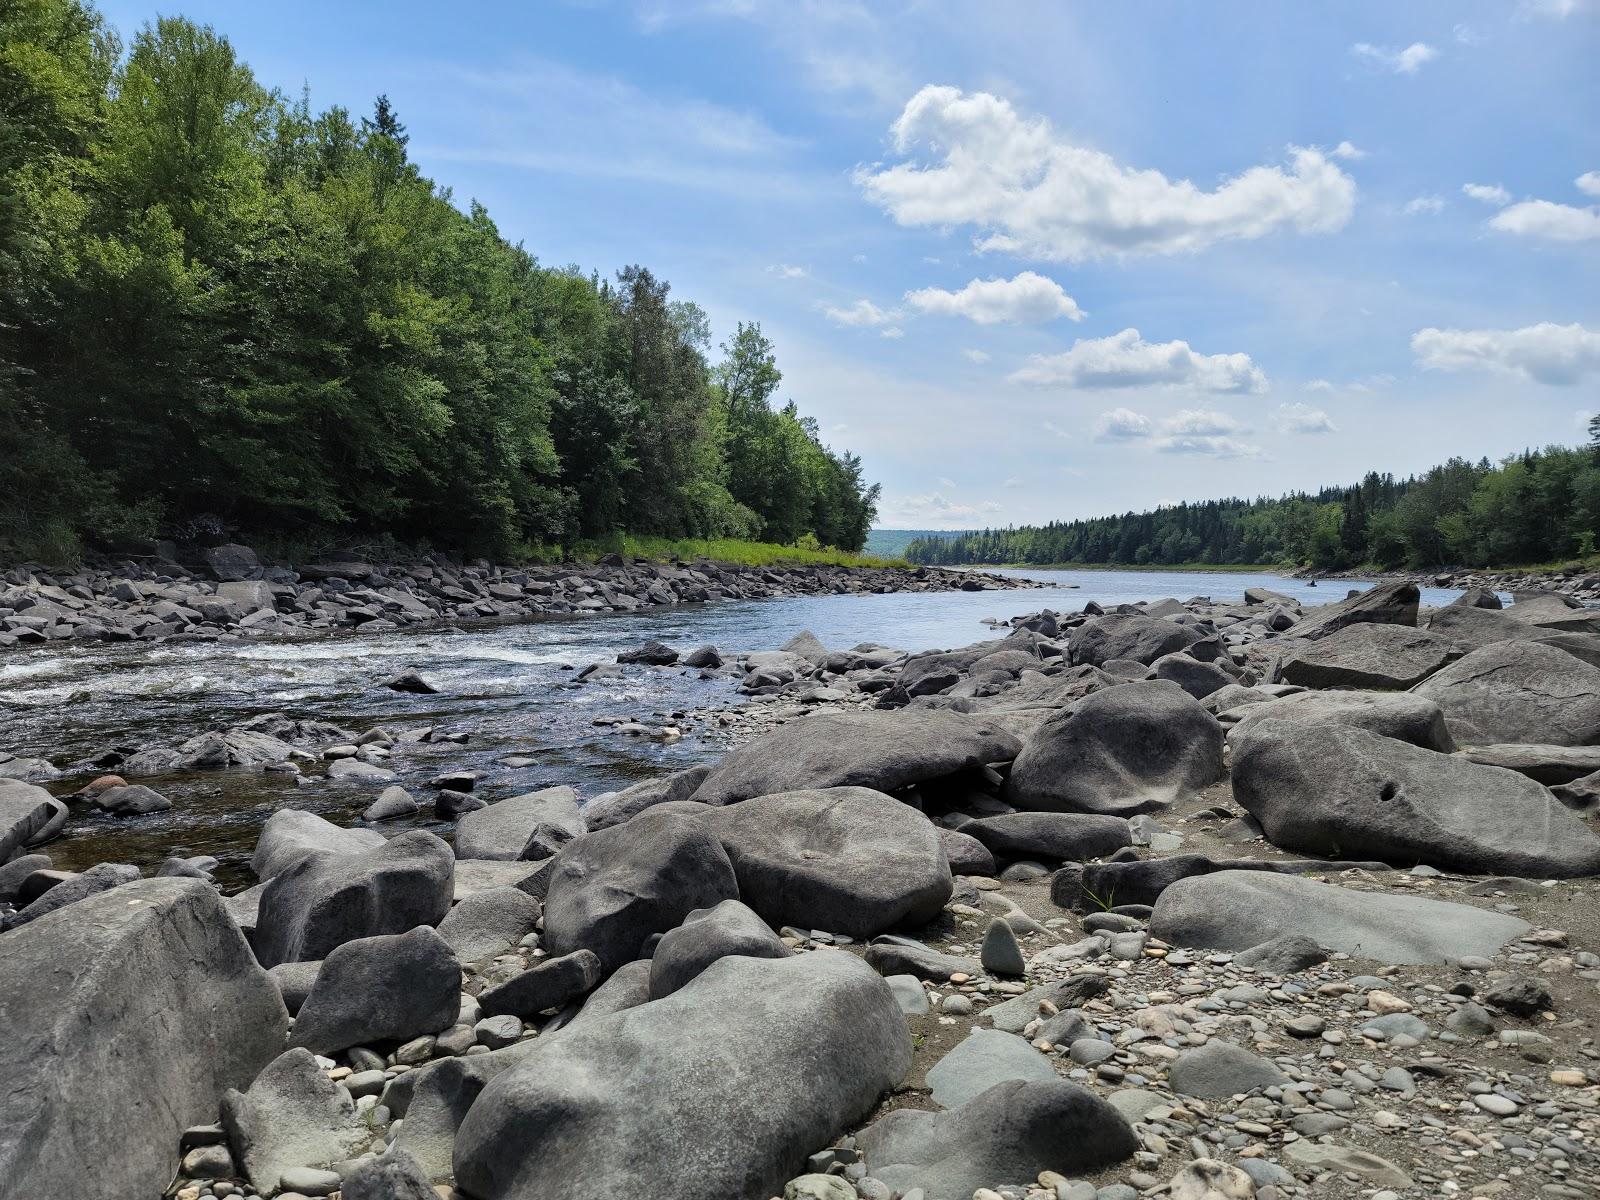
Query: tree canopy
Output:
[[0, 0, 878, 562]]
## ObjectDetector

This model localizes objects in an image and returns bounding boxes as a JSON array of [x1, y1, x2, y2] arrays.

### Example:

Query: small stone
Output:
[[941, 994, 973, 1016], [981, 918, 1027, 976], [277, 1166, 342, 1196], [1550, 1069, 1588, 1087], [1285, 1014, 1326, 1038], [1365, 989, 1411, 1015], [180, 1144, 235, 1178], [1473, 1093, 1519, 1116]]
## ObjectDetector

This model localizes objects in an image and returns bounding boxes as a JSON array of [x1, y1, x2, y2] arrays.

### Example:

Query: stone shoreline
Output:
[[1301, 563, 1600, 602], [0, 545, 1044, 651]]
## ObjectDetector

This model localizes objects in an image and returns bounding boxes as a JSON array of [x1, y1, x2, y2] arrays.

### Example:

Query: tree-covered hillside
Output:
[[0, 0, 879, 563], [907, 440, 1600, 570]]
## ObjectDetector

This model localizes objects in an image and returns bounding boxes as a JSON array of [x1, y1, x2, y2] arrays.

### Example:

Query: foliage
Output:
[[0, 0, 878, 563], [907, 443, 1600, 571], [572, 535, 907, 570]]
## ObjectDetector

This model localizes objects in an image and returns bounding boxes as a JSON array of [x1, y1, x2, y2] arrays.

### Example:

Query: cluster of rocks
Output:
[[0, 546, 1037, 648], [1322, 564, 1600, 603], [2, 578, 1599, 1200]]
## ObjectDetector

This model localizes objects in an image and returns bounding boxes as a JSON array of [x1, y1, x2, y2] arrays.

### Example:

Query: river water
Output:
[[0, 568, 1477, 884]]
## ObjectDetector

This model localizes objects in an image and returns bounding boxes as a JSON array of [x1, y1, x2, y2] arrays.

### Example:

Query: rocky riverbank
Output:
[[0, 544, 1042, 650], [2, 580, 1598, 1200], [1302, 562, 1600, 603]]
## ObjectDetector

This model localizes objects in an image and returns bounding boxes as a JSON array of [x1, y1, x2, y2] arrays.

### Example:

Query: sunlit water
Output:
[[0, 568, 1480, 884]]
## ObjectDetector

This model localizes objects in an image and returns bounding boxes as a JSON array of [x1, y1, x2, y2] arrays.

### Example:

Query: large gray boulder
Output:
[[0, 777, 66, 862], [390, 1041, 541, 1181], [222, 1047, 370, 1194], [541, 808, 738, 974], [1151, 870, 1532, 965], [2, 861, 140, 931], [689, 709, 1021, 806], [1006, 681, 1225, 816], [288, 927, 460, 1054], [648, 898, 791, 999], [1233, 719, 1600, 877], [342, 1148, 436, 1200], [1226, 689, 1455, 751], [0, 879, 288, 1200], [698, 787, 952, 937], [1412, 640, 1600, 746], [1426, 604, 1600, 666], [251, 808, 385, 879], [1285, 580, 1419, 641], [453, 950, 911, 1200], [962, 812, 1132, 863], [926, 1027, 1057, 1108], [254, 829, 454, 967], [1147, 652, 1234, 699], [454, 786, 584, 860], [435, 886, 543, 962], [1168, 1040, 1288, 1098], [1278, 623, 1455, 690], [121, 727, 298, 775], [1508, 592, 1600, 632], [580, 765, 710, 831], [1461, 743, 1600, 785], [858, 1080, 1136, 1200], [1068, 613, 1205, 667]]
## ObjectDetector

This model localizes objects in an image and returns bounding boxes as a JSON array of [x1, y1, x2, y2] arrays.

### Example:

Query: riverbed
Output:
[[1, 567, 1482, 882]]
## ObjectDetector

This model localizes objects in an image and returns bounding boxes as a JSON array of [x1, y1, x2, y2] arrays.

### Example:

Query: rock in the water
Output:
[[92, 783, 172, 815], [0, 778, 66, 862], [1168, 1039, 1287, 1097], [1227, 689, 1456, 751], [479, 948, 604, 1018], [454, 786, 585, 861], [1279, 623, 1455, 690], [649, 898, 791, 998], [858, 1079, 1136, 1200], [1285, 580, 1419, 641], [453, 950, 911, 1200], [697, 787, 952, 938], [1068, 613, 1205, 667], [962, 812, 1132, 863], [222, 1047, 369, 1194], [1232, 718, 1600, 877], [618, 640, 679, 665], [926, 1027, 1057, 1108], [288, 927, 460, 1054], [364, 785, 421, 822], [385, 668, 438, 694], [0, 879, 287, 1200], [1152, 870, 1532, 965], [541, 808, 739, 974], [1412, 639, 1600, 746], [1006, 681, 1224, 816], [254, 829, 454, 967], [580, 765, 710, 831], [689, 709, 1021, 806], [251, 808, 385, 880], [435, 886, 543, 962]]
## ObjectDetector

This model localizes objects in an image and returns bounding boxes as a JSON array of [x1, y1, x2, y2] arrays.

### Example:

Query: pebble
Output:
[[1473, 1093, 1520, 1116]]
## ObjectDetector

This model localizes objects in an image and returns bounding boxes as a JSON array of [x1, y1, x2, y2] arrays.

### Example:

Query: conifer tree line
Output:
[[0, 0, 880, 562], [907, 440, 1600, 570]]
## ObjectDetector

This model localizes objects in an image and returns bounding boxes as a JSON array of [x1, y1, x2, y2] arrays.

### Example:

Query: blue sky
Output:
[[97, 0, 1600, 528]]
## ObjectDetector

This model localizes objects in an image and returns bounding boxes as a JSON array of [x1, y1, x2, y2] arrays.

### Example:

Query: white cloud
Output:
[[856, 86, 1355, 262], [1001, 477, 1022, 489], [1488, 199, 1600, 241], [1331, 141, 1367, 161], [1008, 328, 1268, 393], [1412, 322, 1600, 385], [1463, 182, 1512, 206], [1274, 402, 1338, 434], [879, 326, 905, 340], [904, 271, 1085, 325], [821, 298, 897, 327], [879, 492, 1003, 526], [1578, 172, 1600, 198], [768, 263, 809, 278], [1351, 41, 1439, 74], [1151, 410, 1262, 457], [1093, 408, 1155, 441], [1517, 0, 1585, 18], [1304, 378, 1337, 393], [962, 348, 991, 364], [1453, 22, 1485, 44], [1405, 194, 1446, 215]]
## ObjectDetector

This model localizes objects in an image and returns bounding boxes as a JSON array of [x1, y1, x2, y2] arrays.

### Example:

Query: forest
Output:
[[0, 0, 879, 564], [906, 439, 1600, 571]]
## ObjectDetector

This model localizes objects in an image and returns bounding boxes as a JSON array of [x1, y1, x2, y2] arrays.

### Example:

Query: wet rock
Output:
[[385, 668, 439, 694], [617, 640, 679, 665], [364, 784, 421, 822], [92, 783, 173, 815]]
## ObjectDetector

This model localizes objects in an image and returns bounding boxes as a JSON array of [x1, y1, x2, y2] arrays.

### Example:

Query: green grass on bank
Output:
[[556, 535, 911, 570], [981, 560, 1295, 574]]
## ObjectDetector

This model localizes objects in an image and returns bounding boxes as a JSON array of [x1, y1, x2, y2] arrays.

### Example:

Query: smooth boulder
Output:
[[1226, 689, 1455, 752], [0, 778, 65, 862], [222, 1047, 369, 1194], [454, 786, 585, 860], [1285, 580, 1418, 641], [962, 812, 1132, 863], [1278, 623, 1455, 690], [288, 927, 460, 1054], [1068, 613, 1204, 667], [1152, 870, 1532, 965], [689, 709, 1021, 806], [453, 950, 912, 1200], [1007, 681, 1225, 816], [435, 886, 543, 962], [251, 808, 384, 880], [1412, 639, 1600, 746], [1232, 719, 1600, 877], [648, 898, 791, 998], [0, 879, 288, 1200]]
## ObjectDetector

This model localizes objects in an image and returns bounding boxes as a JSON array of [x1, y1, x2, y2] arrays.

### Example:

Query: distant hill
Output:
[[865, 528, 971, 558]]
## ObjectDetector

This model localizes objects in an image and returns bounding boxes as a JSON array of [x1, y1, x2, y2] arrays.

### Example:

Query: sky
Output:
[[95, 0, 1600, 529]]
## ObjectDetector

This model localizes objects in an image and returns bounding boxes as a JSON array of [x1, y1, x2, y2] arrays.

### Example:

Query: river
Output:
[[0, 567, 1482, 884]]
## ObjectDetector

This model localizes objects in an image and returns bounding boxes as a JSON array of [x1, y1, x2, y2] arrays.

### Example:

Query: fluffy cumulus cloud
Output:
[[1274, 402, 1338, 434], [1153, 410, 1262, 458], [820, 298, 897, 327], [856, 86, 1355, 262], [1578, 172, 1600, 198], [904, 271, 1085, 325], [1351, 42, 1439, 74], [1093, 407, 1155, 441], [1463, 182, 1512, 206], [1488, 199, 1600, 242], [1412, 322, 1600, 385], [1008, 328, 1268, 393]]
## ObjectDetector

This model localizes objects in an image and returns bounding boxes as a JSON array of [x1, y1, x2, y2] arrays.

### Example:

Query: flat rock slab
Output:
[[453, 787, 584, 860], [925, 1027, 1057, 1109], [0, 778, 65, 862], [1227, 689, 1455, 752], [1412, 639, 1600, 747], [1278, 623, 1455, 690], [1151, 870, 1532, 965], [688, 709, 1021, 806], [1285, 580, 1418, 641], [1461, 743, 1600, 785]]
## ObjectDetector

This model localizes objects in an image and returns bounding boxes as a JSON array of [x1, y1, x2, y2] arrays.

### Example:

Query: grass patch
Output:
[[560, 535, 911, 570]]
